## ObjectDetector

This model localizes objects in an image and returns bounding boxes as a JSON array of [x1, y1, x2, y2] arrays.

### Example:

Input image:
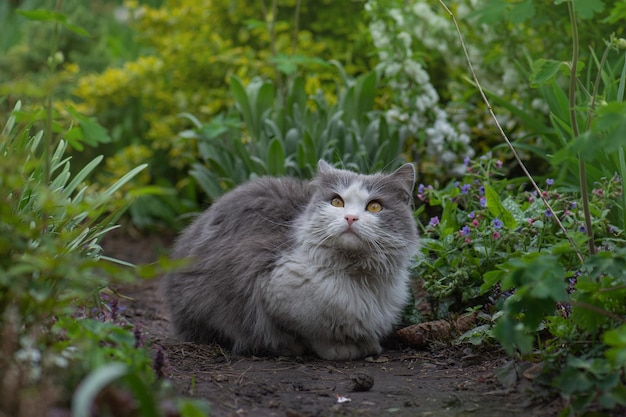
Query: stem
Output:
[[259, 0, 283, 95], [570, 301, 626, 324], [44, 0, 63, 186], [436, 0, 585, 264], [585, 43, 611, 132], [567, 1, 595, 255], [292, 0, 301, 55]]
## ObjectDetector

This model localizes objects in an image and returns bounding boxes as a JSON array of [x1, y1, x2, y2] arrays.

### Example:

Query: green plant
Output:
[[1, 3, 208, 413], [185, 68, 408, 203], [70, 0, 374, 226], [419, 0, 626, 414]]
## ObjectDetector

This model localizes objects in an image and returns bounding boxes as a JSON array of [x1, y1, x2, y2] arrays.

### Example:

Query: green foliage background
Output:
[[2, 0, 626, 415]]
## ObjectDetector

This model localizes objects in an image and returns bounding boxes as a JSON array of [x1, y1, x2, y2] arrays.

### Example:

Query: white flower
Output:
[[397, 31, 412, 50], [502, 66, 519, 89], [403, 60, 429, 85], [384, 62, 402, 78], [389, 8, 404, 25]]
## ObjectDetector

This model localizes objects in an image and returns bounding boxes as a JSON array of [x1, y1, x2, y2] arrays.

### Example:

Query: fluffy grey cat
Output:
[[164, 160, 419, 360]]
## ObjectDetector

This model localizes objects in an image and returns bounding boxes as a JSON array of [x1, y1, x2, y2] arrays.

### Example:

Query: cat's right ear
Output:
[[391, 163, 416, 204], [317, 160, 334, 175]]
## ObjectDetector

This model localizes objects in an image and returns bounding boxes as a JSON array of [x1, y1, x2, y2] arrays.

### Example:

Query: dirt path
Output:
[[103, 230, 556, 417]]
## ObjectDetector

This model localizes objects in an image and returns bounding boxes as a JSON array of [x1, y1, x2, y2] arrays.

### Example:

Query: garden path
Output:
[[103, 230, 557, 417]]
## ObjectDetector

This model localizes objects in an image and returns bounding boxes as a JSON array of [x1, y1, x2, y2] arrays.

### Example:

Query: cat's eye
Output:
[[330, 196, 344, 207], [331, 196, 345, 207], [366, 201, 383, 213]]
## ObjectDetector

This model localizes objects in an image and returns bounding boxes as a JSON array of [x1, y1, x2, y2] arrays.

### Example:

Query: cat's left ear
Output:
[[391, 163, 416, 202], [317, 160, 335, 175]]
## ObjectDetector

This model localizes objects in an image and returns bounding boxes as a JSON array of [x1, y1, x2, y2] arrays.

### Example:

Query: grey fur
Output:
[[164, 161, 419, 360]]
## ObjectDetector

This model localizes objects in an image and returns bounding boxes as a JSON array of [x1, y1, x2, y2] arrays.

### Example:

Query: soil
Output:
[[102, 230, 559, 417]]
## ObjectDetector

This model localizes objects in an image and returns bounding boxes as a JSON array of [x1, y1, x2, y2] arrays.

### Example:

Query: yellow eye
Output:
[[366, 201, 383, 213], [331, 196, 344, 207]]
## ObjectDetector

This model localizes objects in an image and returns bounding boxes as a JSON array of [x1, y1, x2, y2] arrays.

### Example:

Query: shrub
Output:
[[412, 1, 626, 414], [72, 0, 373, 204], [184, 68, 409, 203]]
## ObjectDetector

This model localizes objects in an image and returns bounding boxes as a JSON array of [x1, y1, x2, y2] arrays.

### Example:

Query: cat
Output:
[[164, 160, 419, 360]]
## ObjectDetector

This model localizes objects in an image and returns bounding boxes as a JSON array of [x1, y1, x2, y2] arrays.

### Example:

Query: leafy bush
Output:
[[184, 68, 409, 202], [411, 0, 626, 414], [0, 2, 207, 413], [72, 0, 373, 207], [0, 0, 146, 111], [0, 99, 208, 416]]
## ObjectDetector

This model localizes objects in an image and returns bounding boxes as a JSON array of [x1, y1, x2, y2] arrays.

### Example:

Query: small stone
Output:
[[351, 372, 374, 392]]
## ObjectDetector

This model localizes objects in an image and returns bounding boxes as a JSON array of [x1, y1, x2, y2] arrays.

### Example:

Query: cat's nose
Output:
[[345, 214, 359, 226]]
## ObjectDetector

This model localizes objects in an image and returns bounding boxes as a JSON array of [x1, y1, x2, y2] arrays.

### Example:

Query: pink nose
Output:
[[345, 215, 359, 226]]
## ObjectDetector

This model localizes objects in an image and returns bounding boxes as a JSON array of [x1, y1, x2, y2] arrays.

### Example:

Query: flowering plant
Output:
[[413, 153, 623, 319]]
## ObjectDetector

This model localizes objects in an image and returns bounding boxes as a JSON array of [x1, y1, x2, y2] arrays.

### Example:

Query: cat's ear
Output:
[[391, 163, 416, 201], [317, 160, 335, 175]]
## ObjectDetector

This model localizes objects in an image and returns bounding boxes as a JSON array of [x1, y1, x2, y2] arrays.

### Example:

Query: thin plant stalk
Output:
[[436, 0, 585, 264], [259, 0, 283, 94], [568, 1, 595, 255], [292, 0, 301, 55], [618, 52, 626, 233], [44, 0, 64, 186]]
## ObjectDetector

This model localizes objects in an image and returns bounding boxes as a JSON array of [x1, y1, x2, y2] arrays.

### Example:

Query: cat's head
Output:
[[298, 160, 419, 257]]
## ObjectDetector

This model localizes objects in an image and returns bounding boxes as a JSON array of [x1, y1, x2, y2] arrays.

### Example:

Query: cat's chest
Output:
[[266, 248, 402, 300], [262, 249, 409, 335]]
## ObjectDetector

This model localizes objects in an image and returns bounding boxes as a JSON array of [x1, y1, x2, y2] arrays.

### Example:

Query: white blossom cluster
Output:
[[365, 0, 475, 174]]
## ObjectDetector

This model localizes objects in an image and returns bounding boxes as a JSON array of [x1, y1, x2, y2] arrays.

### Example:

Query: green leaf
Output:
[[267, 138, 286, 176], [123, 373, 159, 417], [494, 315, 533, 355], [189, 164, 223, 202], [255, 81, 275, 132], [530, 59, 566, 87], [355, 71, 377, 123], [270, 54, 330, 76], [65, 106, 112, 146], [484, 184, 518, 229], [176, 398, 212, 417], [72, 363, 129, 417], [469, 0, 508, 24], [574, 0, 605, 19], [555, 364, 594, 395], [18, 9, 90, 37], [62, 155, 103, 199], [571, 102, 626, 162], [508, 0, 535, 23], [99, 164, 148, 202], [229, 76, 254, 136]]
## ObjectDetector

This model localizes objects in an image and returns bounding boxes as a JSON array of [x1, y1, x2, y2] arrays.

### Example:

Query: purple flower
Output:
[[546, 178, 554, 186], [460, 184, 471, 195], [579, 225, 586, 233], [429, 216, 440, 227], [479, 185, 485, 195], [468, 211, 475, 219], [418, 184, 425, 194], [492, 218, 503, 229], [495, 160, 503, 169], [460, 225, 471, 237], [480, 196, 487, 207], [464, 156, 471, 166], [545, 209, 553, 218], [570, 202, 577, 209]]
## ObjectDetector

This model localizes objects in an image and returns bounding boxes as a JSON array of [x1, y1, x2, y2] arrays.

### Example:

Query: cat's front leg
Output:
[[311, 339, 382, 361]]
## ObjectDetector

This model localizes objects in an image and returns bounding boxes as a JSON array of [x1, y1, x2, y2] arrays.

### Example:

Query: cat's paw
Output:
[[312, 340, 381, 361]]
